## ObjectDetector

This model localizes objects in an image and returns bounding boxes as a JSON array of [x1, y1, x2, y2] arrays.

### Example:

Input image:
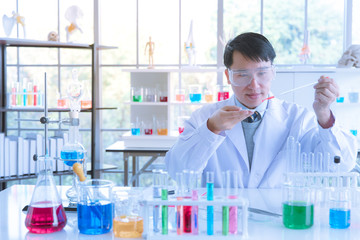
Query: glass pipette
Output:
[[262, 81, 318, 102]]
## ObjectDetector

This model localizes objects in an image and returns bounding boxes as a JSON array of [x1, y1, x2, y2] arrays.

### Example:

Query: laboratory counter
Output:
[[1, 185, 360, 240]]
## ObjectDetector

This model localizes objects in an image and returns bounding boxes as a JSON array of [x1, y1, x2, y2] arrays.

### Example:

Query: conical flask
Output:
[[25, 156, 67, 233]]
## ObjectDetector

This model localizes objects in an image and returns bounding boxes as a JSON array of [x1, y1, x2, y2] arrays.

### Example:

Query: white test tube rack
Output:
[[143, 198, 249, 240]]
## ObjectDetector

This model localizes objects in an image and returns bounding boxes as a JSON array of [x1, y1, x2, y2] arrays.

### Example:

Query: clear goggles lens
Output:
[[228, 66, 275, 87]]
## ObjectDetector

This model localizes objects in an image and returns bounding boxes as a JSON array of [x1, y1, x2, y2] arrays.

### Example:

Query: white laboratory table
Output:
[[1, 185, 360, 240]]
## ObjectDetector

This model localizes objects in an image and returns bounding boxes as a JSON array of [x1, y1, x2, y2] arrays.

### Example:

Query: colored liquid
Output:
[[329, 208, 350, 229], [336, 97, 344, 103], [17, 93, 22, 106], [157, 128, 168, 135], [159, 96, 168, 102], [78, 201, 113, 235], [23, 89, 27, 106], [218, 92, 229, 101], [57, 98, 67, 108], [189, 93, 202, 103], [113, 216, 143, 238], [191, 190, 198, 234], [144, 129, 153, 135], [60, 150, 84, 167], [183, 205, 192, 233], [11, 88, 16, 106], [131, 128, 141, 136], [229, 195, 238, 234], [178, 127, 184, 134], [81, 100, 92, 109], [350, 129, 358, 137], [28, 92, 33, 106], [207, 182, 214, 235], [283, 202, 314, 229], [34, 86, 38, 106], [176, 94, 185, 102], [133, 95, 143, 102], [25, 202, 67, 234], [222, 206, 229, 235], [176, 196, 183, 235], [161, 189, 168, 235], [205, 94, 213, 102]]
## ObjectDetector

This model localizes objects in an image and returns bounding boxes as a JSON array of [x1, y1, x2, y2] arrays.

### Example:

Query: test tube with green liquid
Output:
[[222, 171, 229, 235], [161, 172, 168, 235]]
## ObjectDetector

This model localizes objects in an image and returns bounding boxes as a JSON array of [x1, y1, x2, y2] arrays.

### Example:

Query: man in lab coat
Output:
[[165, 32, 357, 188]]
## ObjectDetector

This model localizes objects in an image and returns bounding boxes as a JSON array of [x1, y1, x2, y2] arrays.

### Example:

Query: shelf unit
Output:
[[0, 38, 114, 188]]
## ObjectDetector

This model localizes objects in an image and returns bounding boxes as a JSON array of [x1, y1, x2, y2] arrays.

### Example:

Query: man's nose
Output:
[[248, 75, 260, 88]]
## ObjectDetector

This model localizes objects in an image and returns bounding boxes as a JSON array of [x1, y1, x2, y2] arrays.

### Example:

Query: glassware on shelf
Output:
[[81, 80, 92, 109], [175, 88, 186, 102], [217, 85, 230, 101], [131, 87, 143, 102], [77, 179, 114, 235], [113, 189, 144, 238], [145, 87, 157, 102], [27, 80, 34, 106], [189, 85, 202, 103], [143, 120, 153, 135], [25, 156, 67, 234], [348, 91, 359, 103], [156, 118, 168, 135], [131, 117, 141, 136], [57, 92, 68, 109], [159, 89, 168, 102], [204, 88, 214, 103]]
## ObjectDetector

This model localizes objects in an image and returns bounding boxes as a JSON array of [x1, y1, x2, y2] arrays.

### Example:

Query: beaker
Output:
[[159, 89, 168, 102], [175, 88, 185, 102], [189, 85, 202, 103], [113, 189, 144, 238], [80, 80, 92, 109], [131, 87, 143, 102], [217, 85, 230, 101], [204, 88, 214, 103], [329, 188, 351, 229], [25, 156, 67, 234], [77, 179, 114, 235], [144, 88, 156, 102], [282, 185, 314, 229]]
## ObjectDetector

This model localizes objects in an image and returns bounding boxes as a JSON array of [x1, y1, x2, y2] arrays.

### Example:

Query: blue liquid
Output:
[[60, 150, 85, 166], [207, 182, 214, 235], [78, 201, 113, 235], [336, 97, 344, 103], [189, 93, 202, 103], [131, 128, 141, 136], [329, 208, 350, 229], [350, 129, 358, 137]]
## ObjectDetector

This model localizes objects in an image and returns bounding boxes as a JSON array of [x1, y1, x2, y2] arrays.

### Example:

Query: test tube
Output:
[[190, 171, 200, 235], [295, 141, 301, 173], [11, 82, 16, 106], [182, 170, 192, 233], [206, 171, 214, 235], [152, 169, 162, 232], [33, 81, 38, 106], [222, 171, 229, 236], [228, 171, 239, 234], [27, 80, 33, 106], [286, 136, 295, 172], [315, 152, 323, 172], [161, 172, 168, 235], [23, 80, 27, 106], [175, 172, 183, 235]]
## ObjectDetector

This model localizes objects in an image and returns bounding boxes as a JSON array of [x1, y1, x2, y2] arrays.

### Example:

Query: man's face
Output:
[[225, 51, 273, 109]]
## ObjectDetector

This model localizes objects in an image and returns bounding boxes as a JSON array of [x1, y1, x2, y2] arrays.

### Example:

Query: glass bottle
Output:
[[25, 156, 67, 233], [80, 80, 92, 109]]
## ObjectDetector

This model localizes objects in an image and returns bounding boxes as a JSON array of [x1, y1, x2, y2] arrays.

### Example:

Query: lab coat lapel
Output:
[[224, 96, 250, 172], [248, 99, 289, 188]]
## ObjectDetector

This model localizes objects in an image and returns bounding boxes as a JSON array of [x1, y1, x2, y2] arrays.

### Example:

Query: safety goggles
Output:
[[228, 66, 275, 87]]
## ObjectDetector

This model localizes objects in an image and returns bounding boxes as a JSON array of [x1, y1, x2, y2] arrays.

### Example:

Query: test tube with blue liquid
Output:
[[206, 171, 214, 235], [152, 169, 162, 232], [161, 172, 168, 235], [329, 156, 351, 229]]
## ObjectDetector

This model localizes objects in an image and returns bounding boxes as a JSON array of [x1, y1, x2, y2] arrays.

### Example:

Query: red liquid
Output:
[[25, 203, 67, 234], [144, 129, 153, 135], [183, 196, 192, 233], [218, 92, 229, 101], [178, 127, 184, 134], [159, 96, 168, 102], [33, 85, 38, 106]]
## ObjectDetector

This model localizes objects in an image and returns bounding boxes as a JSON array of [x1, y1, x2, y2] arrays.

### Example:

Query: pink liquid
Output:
[[144, 129, 153, 135], [218, 92, 229, 101], [176, 94, 185, 102], [183, 196, 192, 233], [33, 85, 38, 106], [191, 190, 198, 235], [178, 127, 184, 134], [11, 87, 16, 106], [25, 203, 67, 234], [228, 195, 238, 234]]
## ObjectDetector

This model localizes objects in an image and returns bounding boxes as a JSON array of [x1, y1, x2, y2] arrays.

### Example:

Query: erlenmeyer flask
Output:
[[25, 156, 67, 233]]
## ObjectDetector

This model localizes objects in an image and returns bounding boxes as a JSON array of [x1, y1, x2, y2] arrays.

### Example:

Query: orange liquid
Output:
[[205, 94, 213, 103], [81, 100, 92, 109], [57, 99, 68, 108], [157, 128, 168, 135], [176, 94, 185, 102], [113, 216, 143, 238]]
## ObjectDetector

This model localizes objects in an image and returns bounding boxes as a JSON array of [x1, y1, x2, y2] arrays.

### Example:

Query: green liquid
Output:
[[161, 189, 168, 234], [133, 95, 143, 102], [222, 206, 229, 235], [283, 202, 314, 229]]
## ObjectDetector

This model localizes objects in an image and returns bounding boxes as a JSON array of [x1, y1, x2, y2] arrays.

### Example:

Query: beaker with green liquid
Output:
[[282, 185, 314, 229]]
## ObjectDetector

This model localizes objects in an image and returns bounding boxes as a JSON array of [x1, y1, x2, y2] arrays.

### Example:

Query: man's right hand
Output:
[[207, 106, 254, 135]]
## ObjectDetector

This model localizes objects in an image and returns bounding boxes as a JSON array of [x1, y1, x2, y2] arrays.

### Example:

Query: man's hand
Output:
[[207, 106, 254, 134], [313, 76, 339, 128]]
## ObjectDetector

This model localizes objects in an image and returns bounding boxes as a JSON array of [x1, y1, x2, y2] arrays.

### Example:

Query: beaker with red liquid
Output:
[[25, 156, 67, 233]]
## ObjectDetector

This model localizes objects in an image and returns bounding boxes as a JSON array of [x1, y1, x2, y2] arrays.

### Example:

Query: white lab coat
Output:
[[165, 95, 357, 188]]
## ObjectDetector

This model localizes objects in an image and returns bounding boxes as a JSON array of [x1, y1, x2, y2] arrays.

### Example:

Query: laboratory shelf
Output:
[[0, 107, 117, 112], [170, 101, 211, 106], [124, 102, 168, 106]]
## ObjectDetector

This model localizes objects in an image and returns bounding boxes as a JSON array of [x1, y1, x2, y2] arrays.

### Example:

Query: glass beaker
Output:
[[204, 88, 214, 103], [217, 85, 230, 101], [131, 87, 143, 102], [113, 189, 144, 238], [282, 185, 314, 229], [189, 85, 202, 103], [131, 117, 141, 136], [175, 88, 185, 102], [329, 188, 351, 229], [25, 156, 67, 234], [80, 80, 92, 109], [145, 88, 157, 102], [156, 118, 168, 135], [77, 179, 114, 235], [159, 89, 168, 102]]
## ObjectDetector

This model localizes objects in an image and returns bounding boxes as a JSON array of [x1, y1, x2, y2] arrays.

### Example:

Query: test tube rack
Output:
[[143, 198, 249, 240]]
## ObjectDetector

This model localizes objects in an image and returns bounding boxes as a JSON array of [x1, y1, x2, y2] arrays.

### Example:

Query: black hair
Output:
[[223, 32, 276, 68]]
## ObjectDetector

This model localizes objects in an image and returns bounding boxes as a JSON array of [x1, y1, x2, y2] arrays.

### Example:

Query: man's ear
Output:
[[225, 69, 231, 84]]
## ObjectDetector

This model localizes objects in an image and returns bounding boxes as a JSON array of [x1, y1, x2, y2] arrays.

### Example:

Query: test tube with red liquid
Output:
[[182, 169, 192, 233]]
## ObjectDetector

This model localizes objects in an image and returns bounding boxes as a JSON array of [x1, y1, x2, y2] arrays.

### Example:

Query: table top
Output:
[[106, 141, 170, 153], [1, 185, 360, 240]]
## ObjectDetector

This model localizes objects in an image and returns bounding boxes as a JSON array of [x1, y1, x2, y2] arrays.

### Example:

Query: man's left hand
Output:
[[313, 76, 339, 128]]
